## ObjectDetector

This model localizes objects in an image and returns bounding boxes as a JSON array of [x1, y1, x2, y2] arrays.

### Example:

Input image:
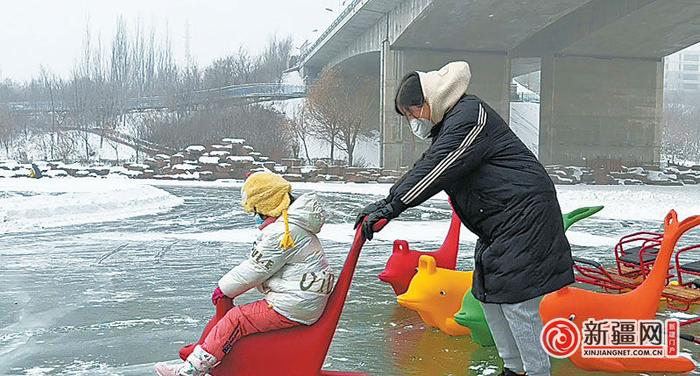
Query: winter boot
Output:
[[154, 345, 218, 376]]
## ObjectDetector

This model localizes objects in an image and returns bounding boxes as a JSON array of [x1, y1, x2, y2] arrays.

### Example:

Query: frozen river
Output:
[[1, 178, 700, 375]]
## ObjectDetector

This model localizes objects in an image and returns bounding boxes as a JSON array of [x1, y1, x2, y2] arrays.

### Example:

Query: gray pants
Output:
[[481, 296, 551, 376]]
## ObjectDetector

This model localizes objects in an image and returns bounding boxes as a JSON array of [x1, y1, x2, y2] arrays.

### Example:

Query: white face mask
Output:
[[410, 118, 433, 140], [409, 106, 433, 140]]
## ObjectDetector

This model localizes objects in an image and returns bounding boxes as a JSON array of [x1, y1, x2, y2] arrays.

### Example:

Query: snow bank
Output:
[[139, 180, 700, 223], [0, 178, 183, 232], [139, 179, 397, 196], [557, 185, 700, 222]]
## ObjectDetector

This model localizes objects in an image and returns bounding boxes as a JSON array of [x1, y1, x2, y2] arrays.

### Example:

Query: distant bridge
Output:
[[4, 83, 306, 114]]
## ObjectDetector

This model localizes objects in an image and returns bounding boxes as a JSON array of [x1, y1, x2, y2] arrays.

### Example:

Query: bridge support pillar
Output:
[[539, 55, 663, 166], [380, 47, 511, 169]]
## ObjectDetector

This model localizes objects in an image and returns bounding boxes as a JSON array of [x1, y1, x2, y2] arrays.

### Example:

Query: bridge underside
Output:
[[302, 0, 700, 169], [539, 55, 663, 165]]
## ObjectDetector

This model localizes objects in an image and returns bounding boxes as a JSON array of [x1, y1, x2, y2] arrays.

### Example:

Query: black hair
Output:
[[394, 72, 424, 116]]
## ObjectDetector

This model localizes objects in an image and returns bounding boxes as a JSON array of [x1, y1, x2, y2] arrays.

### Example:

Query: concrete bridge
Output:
[[4, 83, 306, 114], [299, 0, 700, 168]]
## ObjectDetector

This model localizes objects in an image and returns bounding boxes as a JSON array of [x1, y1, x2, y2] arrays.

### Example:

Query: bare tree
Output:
[[287, 104, 312, 162], [258, 35, 293, 83], [0, 105, 17, 156], [306, 68, 342, 162], [0, 20, 300, 163], [232, 47, 258, 84], [305, 68, 377, 166], [335, 76, 375, 166], [663, 93, 700, 165], [39, 66, 59, 159]]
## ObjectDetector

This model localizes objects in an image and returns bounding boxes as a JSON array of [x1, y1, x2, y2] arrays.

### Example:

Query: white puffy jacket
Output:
[[218, 192, 333, 325]]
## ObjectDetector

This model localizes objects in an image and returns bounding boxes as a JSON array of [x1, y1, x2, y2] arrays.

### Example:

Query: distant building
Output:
[[665, 43, 700, 92]]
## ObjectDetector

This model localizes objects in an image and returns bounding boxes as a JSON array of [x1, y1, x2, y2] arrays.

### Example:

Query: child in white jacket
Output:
[[155, 172, 333, 376]]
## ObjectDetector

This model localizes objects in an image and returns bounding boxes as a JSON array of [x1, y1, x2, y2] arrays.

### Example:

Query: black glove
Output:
[[362, 201, 405, 241], [354, 198, 389, 229]]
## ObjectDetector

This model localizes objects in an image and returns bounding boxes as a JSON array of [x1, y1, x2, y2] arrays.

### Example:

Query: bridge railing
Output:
[[202, 83, 306, 98], [299, 0, 364, 62]]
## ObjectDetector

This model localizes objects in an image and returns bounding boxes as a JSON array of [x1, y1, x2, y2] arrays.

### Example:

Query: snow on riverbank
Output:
[[556, 185, 700, 222], [142, 179, 700, 222], [0, 178, 183, 232]]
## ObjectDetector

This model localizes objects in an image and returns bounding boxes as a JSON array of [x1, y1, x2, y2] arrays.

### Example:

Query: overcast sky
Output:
[[0, 0, 345, 82]]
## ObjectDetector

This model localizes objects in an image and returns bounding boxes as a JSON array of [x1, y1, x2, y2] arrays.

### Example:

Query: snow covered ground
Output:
[[1, 179, 699, 375]]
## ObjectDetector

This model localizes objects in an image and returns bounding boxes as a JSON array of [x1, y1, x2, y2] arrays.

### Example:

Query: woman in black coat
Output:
[[356, 61, 573, 376]]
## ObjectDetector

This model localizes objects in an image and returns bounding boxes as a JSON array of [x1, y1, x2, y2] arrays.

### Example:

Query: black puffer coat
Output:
[[387, 94, 574, 304]]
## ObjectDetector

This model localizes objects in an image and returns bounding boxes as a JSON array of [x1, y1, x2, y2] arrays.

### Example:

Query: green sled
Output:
[[453, 205, 604, 346]]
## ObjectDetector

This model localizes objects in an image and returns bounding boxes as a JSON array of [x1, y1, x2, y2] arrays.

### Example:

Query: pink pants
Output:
[[201, 299, 300, 360]]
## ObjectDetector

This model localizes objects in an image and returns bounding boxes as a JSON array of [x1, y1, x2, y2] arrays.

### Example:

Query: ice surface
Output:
[[0, 178, 183, 232], [2, 178, 699, 375], [90, 218, 618, 249]]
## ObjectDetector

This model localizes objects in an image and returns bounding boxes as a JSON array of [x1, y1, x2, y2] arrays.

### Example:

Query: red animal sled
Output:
[[378, 209, 461, 295], [180, 219, 386, 376]]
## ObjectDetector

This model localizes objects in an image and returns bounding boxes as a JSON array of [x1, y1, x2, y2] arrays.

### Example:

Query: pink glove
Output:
[[211, 287, 225, 305]]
